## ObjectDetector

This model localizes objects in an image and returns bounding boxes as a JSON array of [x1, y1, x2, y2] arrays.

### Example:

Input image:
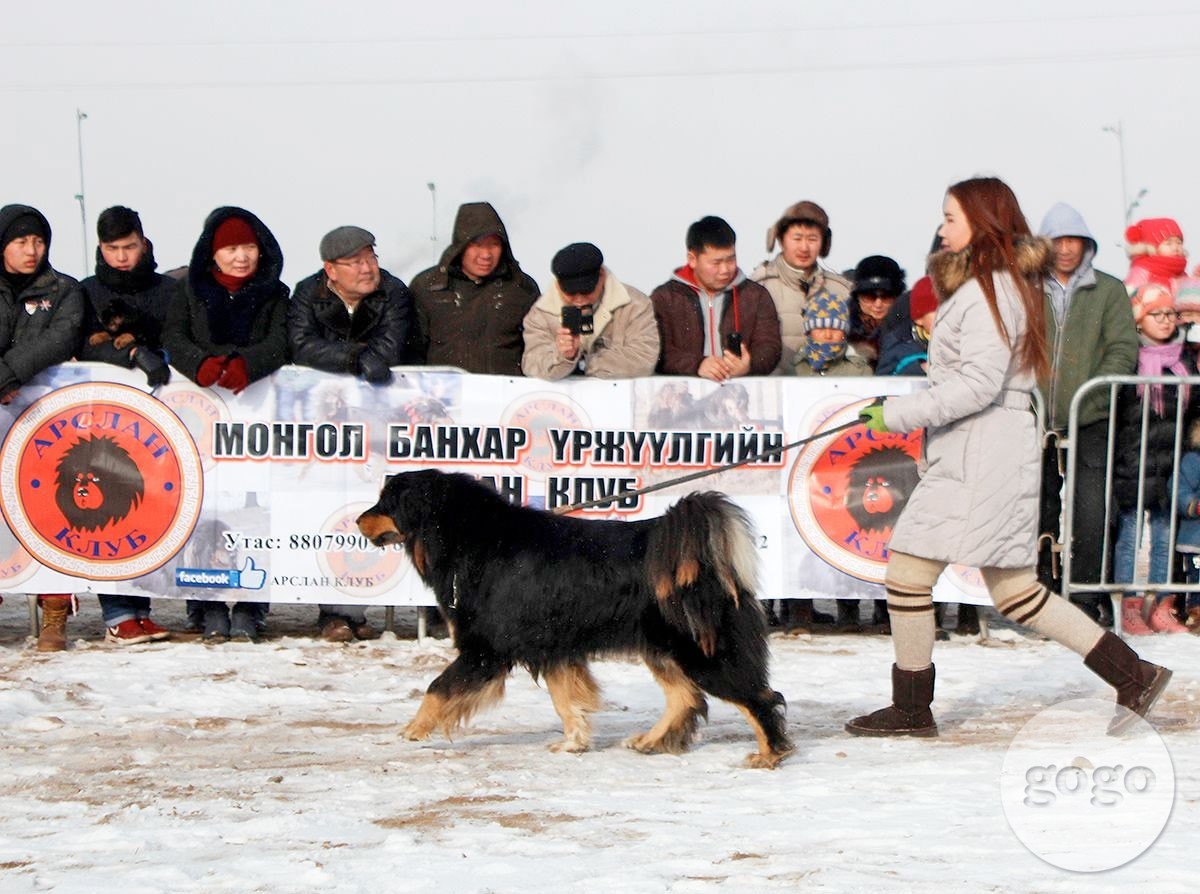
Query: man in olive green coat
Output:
[[1037, 203, 1139, 624]]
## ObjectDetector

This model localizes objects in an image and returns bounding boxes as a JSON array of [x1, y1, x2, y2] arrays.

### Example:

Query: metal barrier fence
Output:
[[1061, 374, 1200, 635]]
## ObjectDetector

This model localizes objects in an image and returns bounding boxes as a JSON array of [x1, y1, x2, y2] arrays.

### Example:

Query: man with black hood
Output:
[[1037, 202, 1139, 625], [79, 206, 173, 388], [77, 206, 177, 644], [0, 203, 85, 651], [408, 201, 539, 376]]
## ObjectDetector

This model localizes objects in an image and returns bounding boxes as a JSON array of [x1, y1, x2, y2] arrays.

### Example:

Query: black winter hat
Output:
[[851, 255, 906, 297], [552, 242, 604, 295], [2, 212, 49, 248]]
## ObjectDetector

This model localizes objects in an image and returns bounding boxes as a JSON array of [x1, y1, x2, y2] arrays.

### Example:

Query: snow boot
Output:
[[1119, 597, 1153, 636], [835, 600, 861, 632], [1083, 631, 1172, 735], [955, 603, 980, 636], [845, 664, 938, 737], [36, 596, 71, 652], [1147, 599, 1188, 634]]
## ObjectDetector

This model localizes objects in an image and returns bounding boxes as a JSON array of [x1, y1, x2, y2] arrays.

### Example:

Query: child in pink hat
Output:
[[1125, 217, 1187, 294]]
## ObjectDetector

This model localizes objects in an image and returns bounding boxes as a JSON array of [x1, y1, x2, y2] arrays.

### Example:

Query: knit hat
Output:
[[804, 287, 851, 334], [767, 200, 831, 256], [1125, 218, 1184, 256], [1175, 277, 1200, 314], [1132, 282, 1176, 324], [852, 255, 906, 297], [2, 212, 49, 248], [319, 225, 375, 262], [551, 242, 604, 295], [211, 216, 258, 253], [909, 276, 938, 320]]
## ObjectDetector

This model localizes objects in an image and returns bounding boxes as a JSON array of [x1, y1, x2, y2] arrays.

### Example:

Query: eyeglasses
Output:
[[1145, 310, 1180, 322], [334, 251, 379, 270]]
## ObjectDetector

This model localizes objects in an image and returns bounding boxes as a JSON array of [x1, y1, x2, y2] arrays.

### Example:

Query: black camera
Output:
[[562, 305, 595, 335], [725, 332, 743, 355]]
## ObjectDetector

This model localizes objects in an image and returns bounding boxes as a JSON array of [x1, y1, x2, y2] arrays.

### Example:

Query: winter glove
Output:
[[217, 355, 249, 395], [357, 350, 394, 385], [196, 355, 228, 387], [345, 343, 366, 374], [859, 399, 889, 433], [133, 348, 171, 387]]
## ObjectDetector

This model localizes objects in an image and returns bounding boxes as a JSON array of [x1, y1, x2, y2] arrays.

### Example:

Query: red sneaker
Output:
[[106, 619, 152, 646], [138, 617, 171, 641]]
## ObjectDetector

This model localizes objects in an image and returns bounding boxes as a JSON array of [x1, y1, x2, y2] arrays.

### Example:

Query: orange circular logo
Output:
[[0, 383, 204, 580], [788, 400, 923, 582], [317, 502, 408, 599]]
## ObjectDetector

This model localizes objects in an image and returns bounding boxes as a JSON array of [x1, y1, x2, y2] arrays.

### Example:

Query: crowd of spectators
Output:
[[2, 194, 1198, 649]]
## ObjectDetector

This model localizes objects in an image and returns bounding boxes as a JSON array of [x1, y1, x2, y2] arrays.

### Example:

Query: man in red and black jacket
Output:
[[650, 216, 781, 380]]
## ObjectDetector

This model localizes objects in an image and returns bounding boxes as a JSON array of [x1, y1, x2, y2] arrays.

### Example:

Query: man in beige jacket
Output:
[[522, 242, 660, 380]]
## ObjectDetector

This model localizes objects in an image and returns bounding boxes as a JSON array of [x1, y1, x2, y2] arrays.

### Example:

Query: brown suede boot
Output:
[[845, 664, 938, 737], [36, 598, 71, 652], [1083, 631, 1172, 735]]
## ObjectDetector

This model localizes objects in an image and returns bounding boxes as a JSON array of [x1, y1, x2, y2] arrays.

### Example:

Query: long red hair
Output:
[[946, 177, 1048, 379]]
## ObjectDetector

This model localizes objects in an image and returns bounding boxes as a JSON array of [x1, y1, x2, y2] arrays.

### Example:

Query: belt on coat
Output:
[[992, 389, 1032, 410]]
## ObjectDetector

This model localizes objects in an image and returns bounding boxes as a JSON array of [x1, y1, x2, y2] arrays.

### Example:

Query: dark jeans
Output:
[[1039, 420, 1114, 594]]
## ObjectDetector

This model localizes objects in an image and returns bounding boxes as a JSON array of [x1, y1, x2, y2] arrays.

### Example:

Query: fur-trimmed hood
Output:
[[927, 237, 1052, 300]]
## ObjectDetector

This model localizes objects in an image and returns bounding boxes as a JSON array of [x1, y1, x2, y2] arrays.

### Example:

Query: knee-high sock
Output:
[[885, 552, 946, 671], [982, 567, 1105, 657]]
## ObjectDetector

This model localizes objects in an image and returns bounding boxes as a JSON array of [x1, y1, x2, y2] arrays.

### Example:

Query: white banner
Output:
[[0, 364, 989, 607]]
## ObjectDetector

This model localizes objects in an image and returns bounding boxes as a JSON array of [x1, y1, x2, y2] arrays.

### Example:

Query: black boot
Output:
[[1083, 631, 1172, 734], [954, 603, 980, 636], [835, 600, 861, 632], [845, 664, 938, 737]]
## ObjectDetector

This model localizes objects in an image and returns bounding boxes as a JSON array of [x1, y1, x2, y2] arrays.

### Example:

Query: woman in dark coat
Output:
[[163, 207, 289, 641], [164, 206, 289, 394]]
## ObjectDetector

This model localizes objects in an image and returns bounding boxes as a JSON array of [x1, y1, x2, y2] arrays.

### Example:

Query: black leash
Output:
[[555, 417, 863, 514]]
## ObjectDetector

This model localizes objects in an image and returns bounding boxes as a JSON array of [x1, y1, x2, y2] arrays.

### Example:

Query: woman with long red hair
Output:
[[848, 177, 1171, 737]]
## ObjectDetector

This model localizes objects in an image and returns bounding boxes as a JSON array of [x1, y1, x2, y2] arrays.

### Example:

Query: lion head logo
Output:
[[54, 435, 145, 532], [843, 445, 920, 534]]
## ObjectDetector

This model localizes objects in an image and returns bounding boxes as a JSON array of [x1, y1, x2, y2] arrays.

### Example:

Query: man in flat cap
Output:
[[288, 225, 414, 386], [287, 225, 416, 642], [521, 242, 659, 380]]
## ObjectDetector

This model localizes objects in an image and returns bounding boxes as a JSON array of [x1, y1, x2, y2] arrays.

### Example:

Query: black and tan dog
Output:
[[358, 469, 791, 768]]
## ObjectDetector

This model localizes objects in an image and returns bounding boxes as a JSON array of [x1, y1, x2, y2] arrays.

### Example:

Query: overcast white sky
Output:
[[2, 0, 1198, 293]]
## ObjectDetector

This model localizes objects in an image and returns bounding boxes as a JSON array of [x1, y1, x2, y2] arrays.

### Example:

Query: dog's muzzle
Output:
[[356, 510, 406, 547]]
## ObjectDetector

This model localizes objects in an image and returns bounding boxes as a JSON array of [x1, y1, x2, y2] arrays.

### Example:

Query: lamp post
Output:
[[427, 182, 437, 242], [1102, 121, 1135, 224], [74, 108, 89, 274]]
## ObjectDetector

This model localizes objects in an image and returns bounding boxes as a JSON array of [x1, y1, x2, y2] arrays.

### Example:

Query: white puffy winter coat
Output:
[[884, 241, 1049, 569]]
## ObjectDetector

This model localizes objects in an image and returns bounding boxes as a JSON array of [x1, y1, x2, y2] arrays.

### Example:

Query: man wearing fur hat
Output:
[[0, 203, 86, 651], [1037, 202, 1139, 624], [522, 242, 659, 380], [750, 200, 852, 373]]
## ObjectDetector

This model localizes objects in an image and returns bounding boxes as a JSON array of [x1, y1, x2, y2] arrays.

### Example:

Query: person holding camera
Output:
[[650, 215, 781, 381], [521, 242, 659, 380]]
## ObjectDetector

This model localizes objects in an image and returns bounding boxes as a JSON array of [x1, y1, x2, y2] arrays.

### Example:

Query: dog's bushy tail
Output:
[[646, 492, 762, 657]]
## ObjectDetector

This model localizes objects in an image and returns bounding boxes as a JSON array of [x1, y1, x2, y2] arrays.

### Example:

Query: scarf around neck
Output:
[[1137, 339, 1190, 415]]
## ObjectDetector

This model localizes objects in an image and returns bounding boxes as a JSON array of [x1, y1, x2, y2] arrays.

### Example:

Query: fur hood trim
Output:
[[927, 236, 1051, 299]]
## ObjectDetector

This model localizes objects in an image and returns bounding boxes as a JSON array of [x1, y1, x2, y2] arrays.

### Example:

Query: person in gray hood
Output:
[[1036, 203, 1139, 625]]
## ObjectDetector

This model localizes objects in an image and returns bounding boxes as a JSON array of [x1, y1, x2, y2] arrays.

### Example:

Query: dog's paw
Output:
[[622, 733, 662, 754], [743, 749, 789, 770], [548, 738, 589, 754], [402, 722, 434, 741]]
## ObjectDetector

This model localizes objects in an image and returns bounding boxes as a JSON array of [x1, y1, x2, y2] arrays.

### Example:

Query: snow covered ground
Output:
[[0, 601, 1197, 893]]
